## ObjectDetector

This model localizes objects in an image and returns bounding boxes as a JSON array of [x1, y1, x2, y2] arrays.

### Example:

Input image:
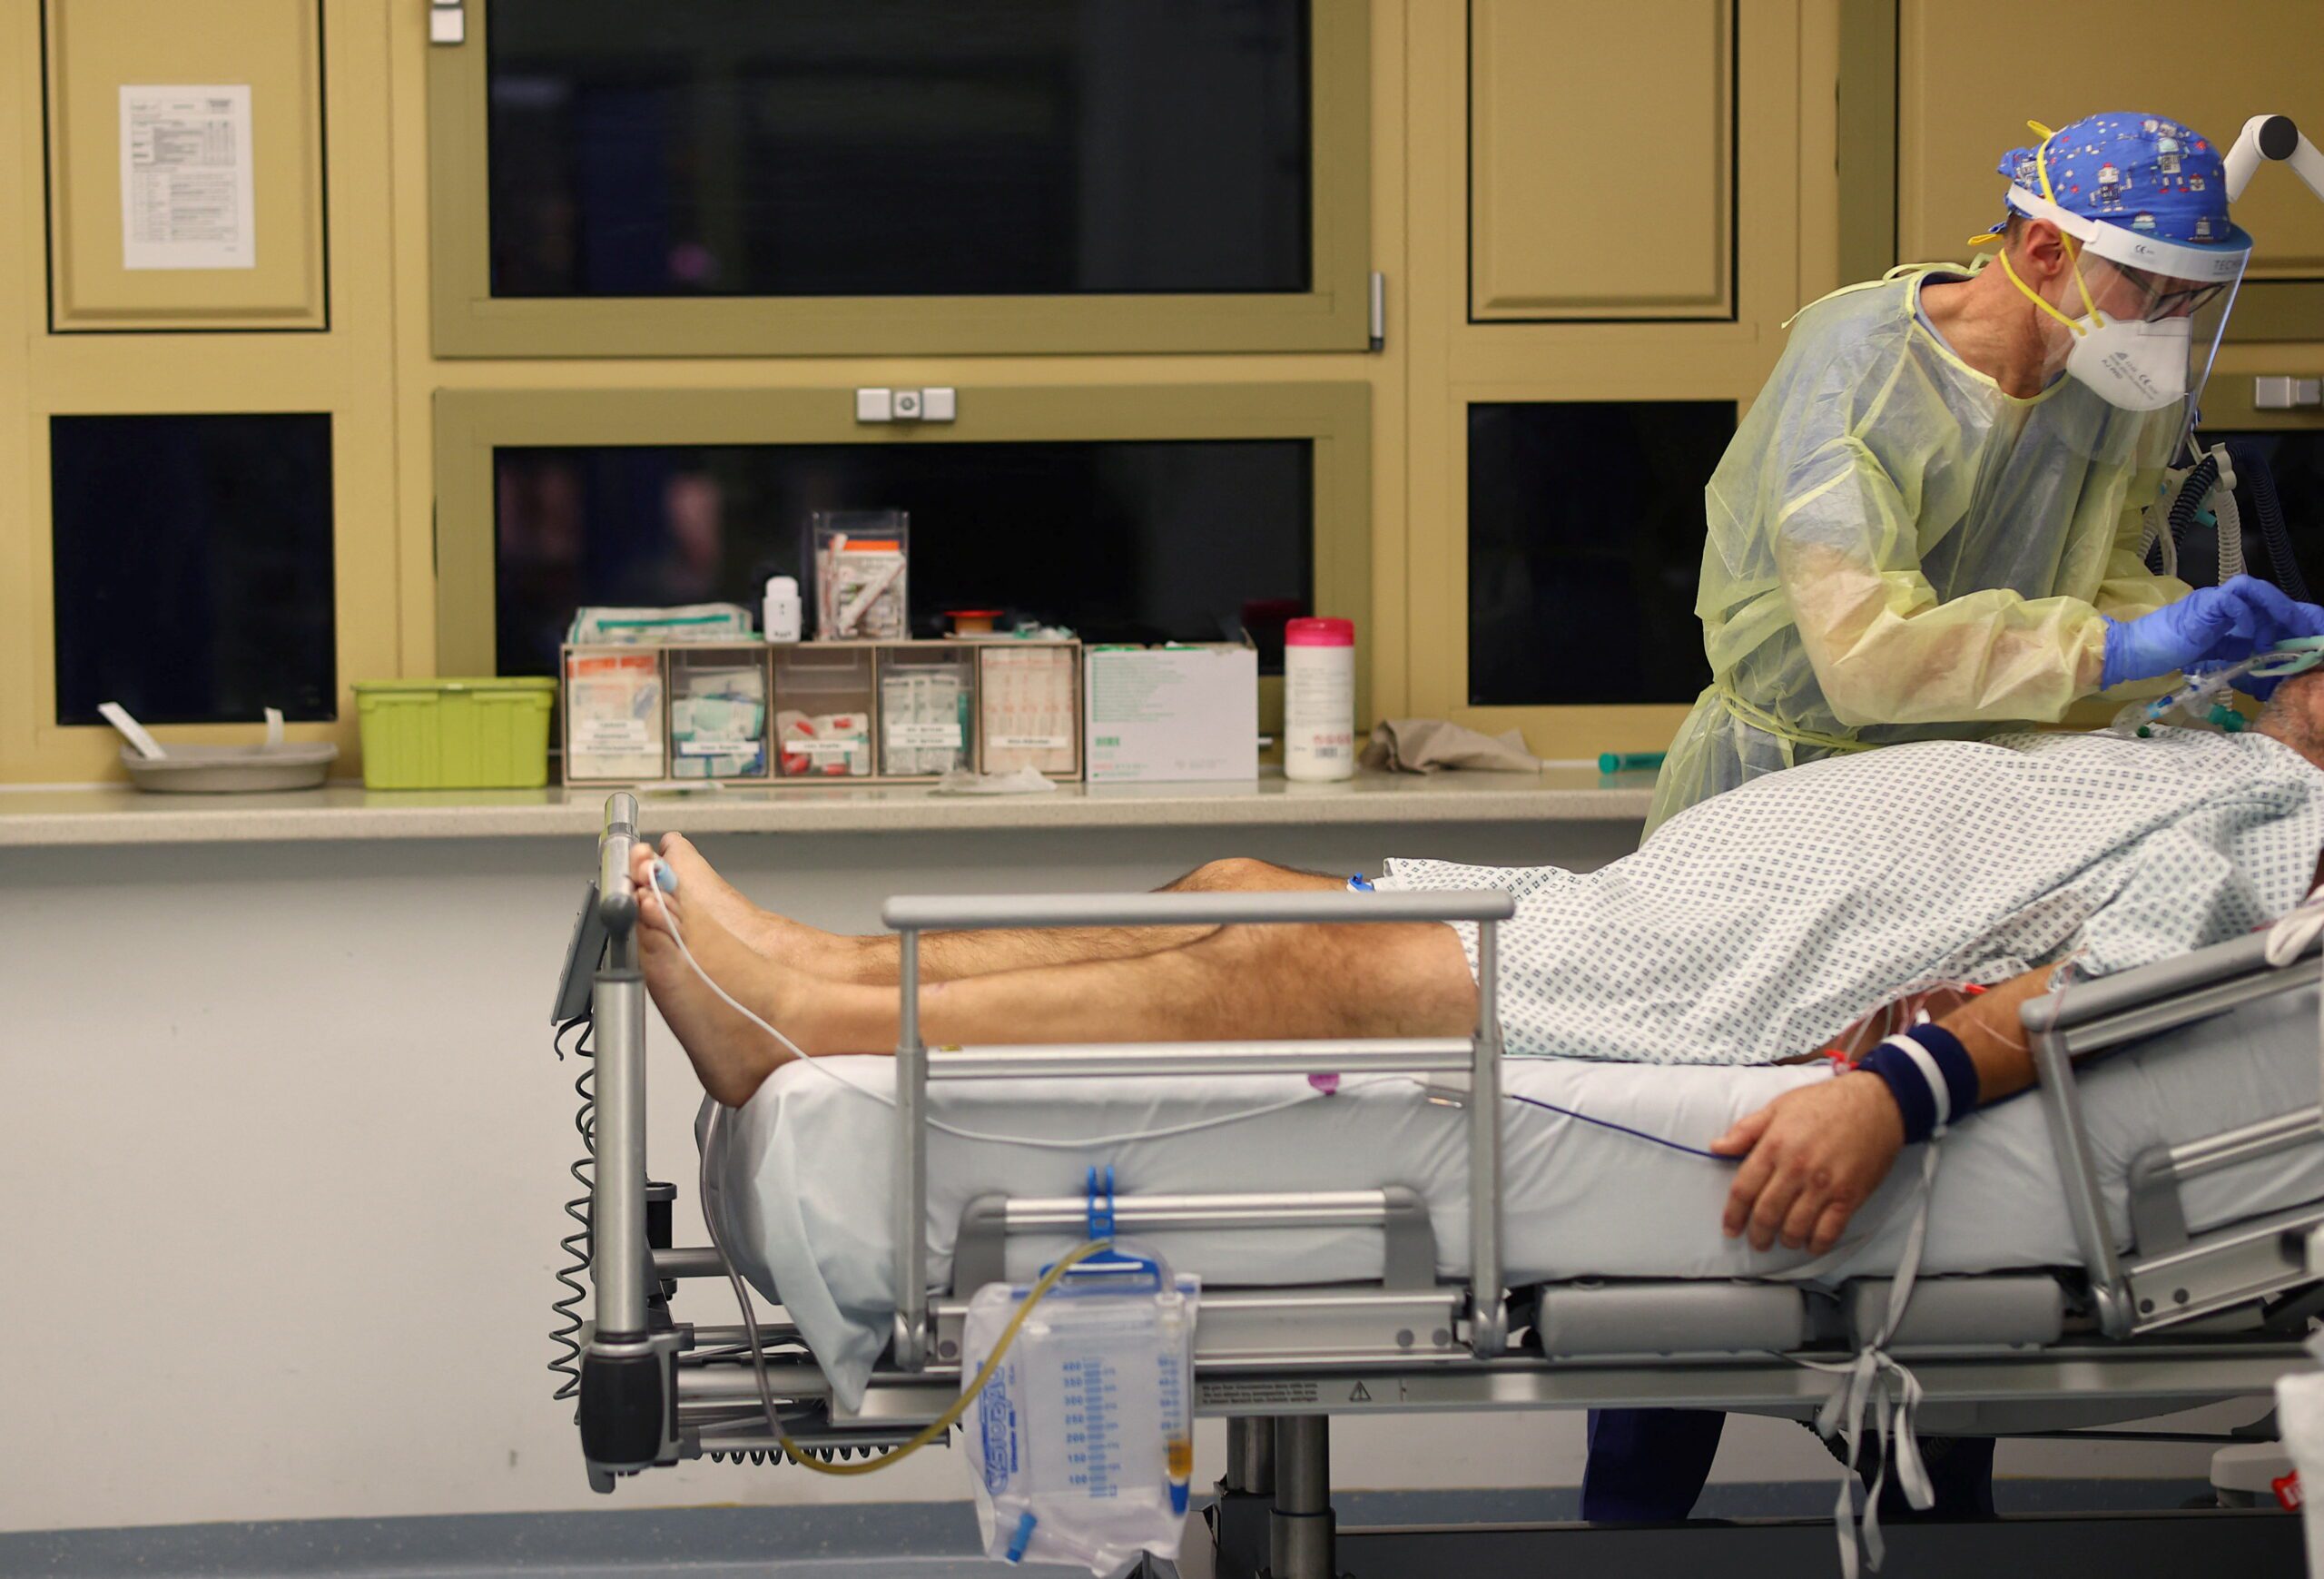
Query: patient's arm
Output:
[[1710, 969, 2053, 1254]]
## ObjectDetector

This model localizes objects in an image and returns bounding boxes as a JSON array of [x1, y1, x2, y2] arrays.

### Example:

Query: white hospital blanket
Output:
[[1375, 727, 2324, 1063], [706, 987, 2324, 1409]]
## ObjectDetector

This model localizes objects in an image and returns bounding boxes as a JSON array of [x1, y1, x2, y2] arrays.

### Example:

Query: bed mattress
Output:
[[705, 985, 2324, 1405]]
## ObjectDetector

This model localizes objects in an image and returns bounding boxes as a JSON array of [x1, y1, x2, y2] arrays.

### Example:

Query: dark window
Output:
[[1467, 401, 1731, 706], [487, 0, 1312, 299], [2167, 428, 2324, 599], [494, 439, 1313, 676], [51, 414, 336, 726]]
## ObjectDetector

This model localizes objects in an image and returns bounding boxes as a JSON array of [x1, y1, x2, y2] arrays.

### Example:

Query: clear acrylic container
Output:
[[562, 646, 667, 785], [773, 646, 876, 778], [665, 646, 771, 781], [877, 645, 976, 778], [977, 644, 1080, 777]]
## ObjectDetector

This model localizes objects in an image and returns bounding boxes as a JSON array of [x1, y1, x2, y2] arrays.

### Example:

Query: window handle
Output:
[[430, 0, 465, 46]]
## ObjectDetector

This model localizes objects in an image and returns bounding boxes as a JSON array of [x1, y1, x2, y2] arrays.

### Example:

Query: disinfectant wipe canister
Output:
[[1284, 617, 1356, 782]]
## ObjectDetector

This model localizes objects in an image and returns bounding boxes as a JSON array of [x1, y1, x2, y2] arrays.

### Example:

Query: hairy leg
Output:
[[631, 854, 1472, 1109], [648, 836, 1347, 984], [842, 855, 1351, 984]]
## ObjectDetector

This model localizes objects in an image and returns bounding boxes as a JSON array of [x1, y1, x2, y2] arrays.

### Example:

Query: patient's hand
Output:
[[1711, 1073, 1905, 1255]]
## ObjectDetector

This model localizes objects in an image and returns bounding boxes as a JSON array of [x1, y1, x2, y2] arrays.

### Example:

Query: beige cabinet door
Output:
[[1898, 0, 2324, 339], [45, 0, 327, 331], [1470, 0, 1734, 321]]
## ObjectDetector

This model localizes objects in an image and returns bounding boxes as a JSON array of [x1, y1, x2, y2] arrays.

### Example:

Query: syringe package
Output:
[[961, 1255, 1198, 1574]]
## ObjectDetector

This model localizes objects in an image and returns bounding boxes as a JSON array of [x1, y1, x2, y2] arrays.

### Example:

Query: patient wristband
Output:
[[1858, 1023, 1980, 1143]]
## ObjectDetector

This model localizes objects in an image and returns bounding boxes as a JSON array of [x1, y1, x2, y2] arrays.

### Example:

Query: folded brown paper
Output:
[[1359, 718, 1541, 774]]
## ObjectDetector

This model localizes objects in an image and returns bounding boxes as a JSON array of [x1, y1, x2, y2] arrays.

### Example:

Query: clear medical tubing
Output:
[[1285, 617, 1356, 783], [1817, 982, 1986, 1062]]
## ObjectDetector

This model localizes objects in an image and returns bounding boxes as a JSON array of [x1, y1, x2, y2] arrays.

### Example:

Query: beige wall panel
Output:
[[1470, 0, 1732, 320], [3, 8, 40, 776], [45, 0, 326, 331], [1898, 0, 2324, 281]]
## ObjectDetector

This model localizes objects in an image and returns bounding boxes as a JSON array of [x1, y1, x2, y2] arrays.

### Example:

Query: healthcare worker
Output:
[[1600, 111, 2324, 1525], [1647, 110, 2324, 840]]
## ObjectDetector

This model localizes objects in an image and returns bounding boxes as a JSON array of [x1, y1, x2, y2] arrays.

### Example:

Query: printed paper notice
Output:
[[120, 85, 255, 270]]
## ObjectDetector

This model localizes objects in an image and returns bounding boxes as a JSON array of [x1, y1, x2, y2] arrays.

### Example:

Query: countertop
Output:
[[0, 768, 1655, 847]]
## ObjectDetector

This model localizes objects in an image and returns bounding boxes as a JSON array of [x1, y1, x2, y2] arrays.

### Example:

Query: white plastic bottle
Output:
[[1284, 617, 1356, 781], [762, 576, 801, 643]]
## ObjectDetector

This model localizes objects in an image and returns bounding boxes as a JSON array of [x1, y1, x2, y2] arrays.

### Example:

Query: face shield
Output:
[[2003, 183, 2250, 430]]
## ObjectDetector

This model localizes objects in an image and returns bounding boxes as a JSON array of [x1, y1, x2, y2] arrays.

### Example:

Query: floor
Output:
[[0, 1480, 2222, 1578]]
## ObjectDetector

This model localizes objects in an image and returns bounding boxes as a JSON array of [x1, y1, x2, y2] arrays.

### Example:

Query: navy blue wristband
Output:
[[1857, 1022, 1980, 1143]]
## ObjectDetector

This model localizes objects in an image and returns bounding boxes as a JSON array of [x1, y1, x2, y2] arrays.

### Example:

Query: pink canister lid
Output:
[[1285, 617, 1355, 646]]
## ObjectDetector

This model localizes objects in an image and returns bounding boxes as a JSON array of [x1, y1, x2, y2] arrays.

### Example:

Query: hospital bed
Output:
[[556, 794, 2321, 1575]]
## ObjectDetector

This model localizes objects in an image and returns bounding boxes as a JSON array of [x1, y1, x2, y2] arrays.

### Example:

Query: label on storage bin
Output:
[[792, 738, 863, 760], [572, 715, 654, 753], [992, 733, 1072, 750], [885, 723, 964, 748]]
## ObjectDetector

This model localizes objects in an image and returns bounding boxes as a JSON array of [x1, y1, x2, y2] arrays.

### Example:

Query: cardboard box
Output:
[[1084, 644, 1257, 783]]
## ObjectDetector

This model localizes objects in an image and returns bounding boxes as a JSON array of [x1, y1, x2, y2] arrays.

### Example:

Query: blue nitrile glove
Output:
[[2221, 577, 2324, 699], [2101, 585, 2264, 691]]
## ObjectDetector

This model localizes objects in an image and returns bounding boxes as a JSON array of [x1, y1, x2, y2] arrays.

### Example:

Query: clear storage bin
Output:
[[560, 647, 667, 785], [773, 646, 876, 778], [665, 646, 771, 781], [877, 645, 975, 778], [977, 644, 1080, 777]]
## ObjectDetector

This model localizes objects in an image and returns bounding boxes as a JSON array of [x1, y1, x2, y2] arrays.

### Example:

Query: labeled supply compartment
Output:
[[978, 643, 1081, 779], [665, 647, 771, 781], [772, 646, 877, 779], [877, 645, 975, 778], [559, 638, 1081, 785], [561, 647, 667, 786]]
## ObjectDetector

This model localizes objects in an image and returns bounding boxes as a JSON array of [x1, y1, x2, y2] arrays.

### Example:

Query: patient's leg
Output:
[[650, 835, 1344, 983], [632, 863, 1473, 1109]]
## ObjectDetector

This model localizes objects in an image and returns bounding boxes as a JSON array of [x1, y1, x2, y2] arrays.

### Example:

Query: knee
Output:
[[1176, 856, 1277, 893]]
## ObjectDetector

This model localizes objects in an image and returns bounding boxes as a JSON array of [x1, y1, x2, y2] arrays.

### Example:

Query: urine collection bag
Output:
[[962, 1247, 1198, 1575]]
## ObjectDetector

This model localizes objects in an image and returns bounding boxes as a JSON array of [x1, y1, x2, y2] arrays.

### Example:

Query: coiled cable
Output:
[[547, 1013, 595, 1401]]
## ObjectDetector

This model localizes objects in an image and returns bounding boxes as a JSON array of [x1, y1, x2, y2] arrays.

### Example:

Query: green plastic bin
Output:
[[352, 677, 557, 790]]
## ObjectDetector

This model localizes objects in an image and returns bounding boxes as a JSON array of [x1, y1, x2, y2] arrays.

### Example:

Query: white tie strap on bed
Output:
[[560, 795, 2324, 1578]]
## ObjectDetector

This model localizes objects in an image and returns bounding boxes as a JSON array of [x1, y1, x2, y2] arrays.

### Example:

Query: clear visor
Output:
[[2063, 244, 2245, 451]]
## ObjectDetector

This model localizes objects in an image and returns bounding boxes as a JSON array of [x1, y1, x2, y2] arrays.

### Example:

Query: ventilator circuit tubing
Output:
[[2153, 442, 2308, 601], [2231, 439, 2311, 602]]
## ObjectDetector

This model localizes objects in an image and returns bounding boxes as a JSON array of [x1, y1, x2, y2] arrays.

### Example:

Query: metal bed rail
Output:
[[2024, 926, 2324, 1338], [878, 887, 1515, 1370]]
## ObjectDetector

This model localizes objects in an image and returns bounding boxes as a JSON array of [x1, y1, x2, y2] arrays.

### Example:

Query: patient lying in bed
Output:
[[631, 670, 2324, 1256]]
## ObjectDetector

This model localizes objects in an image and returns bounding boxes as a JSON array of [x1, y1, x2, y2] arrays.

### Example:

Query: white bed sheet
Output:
[[704, 989, 2324, 1407]]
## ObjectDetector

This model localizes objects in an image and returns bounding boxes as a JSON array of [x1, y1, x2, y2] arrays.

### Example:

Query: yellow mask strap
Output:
[[2000, 246, 2087, 334], [1980, 120, 2104, 330], [2027, 120, 2107, 324]]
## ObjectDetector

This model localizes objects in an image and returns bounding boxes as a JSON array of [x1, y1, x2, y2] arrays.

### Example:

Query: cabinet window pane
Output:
[[487, 0, 1312, 300], [495, 439, 1313, 676], [51, 414, 336, 726], [1467, 401, 1729, 706]]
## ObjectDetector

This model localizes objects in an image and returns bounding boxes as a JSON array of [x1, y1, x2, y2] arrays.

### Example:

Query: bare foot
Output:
[[653, 834, 871, 979], [630, 844, 837, 1107]]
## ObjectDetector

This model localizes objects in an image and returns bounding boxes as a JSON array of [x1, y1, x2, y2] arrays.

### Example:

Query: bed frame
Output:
[[561, 794, 2324, 1576]]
